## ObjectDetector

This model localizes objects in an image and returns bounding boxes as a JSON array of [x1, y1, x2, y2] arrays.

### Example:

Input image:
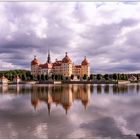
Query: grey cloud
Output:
[[0, 2, 140, 73]]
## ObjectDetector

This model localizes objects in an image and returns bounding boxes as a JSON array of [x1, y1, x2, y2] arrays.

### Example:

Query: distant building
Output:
[[0, 76, 8, 84], [13, 75, 21, 84], [31, 51, 90, 78], [128, 75, 137, 82]]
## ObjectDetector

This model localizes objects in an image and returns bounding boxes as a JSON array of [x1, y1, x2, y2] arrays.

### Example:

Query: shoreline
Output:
[[0, 80, 139, 85]]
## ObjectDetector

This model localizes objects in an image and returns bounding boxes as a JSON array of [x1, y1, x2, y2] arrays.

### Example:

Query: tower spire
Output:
[[47, 50, 51, 63]]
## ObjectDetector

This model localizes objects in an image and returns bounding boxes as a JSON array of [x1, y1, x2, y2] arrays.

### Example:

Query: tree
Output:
[[83, 74, 87, 80], [66, 77, 69, 80], [104, 74, 109, 80], [55, 75, 58, 80], [90, 74, 94, 80], [37, 75, 40, 81], [30, 74, 33, 81], [97, 74, 102, 81], [41, 74, 45, 81], [61, 75, 63, 80], [22, 73, 26, 81], [120, 74, 124, 80], [52, 74, 54, 80], [26, 71, 31, 80], [77, 75, 80, 80], [45, 75, 48, 81], [57, 75, 61, 80], [113, 73, 118, 81], [71, 74, 74, 80], [109, 74, 113, 80], [9, 73, 13, 81]]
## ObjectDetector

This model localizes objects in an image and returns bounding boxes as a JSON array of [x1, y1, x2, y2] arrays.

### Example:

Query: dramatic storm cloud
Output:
[[0, 2, 140, 73]]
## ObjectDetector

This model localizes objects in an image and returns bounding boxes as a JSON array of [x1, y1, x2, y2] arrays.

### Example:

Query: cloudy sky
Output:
[[0, 2, 140, 73]]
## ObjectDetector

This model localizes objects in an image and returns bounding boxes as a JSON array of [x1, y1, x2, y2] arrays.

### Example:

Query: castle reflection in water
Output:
[[0, 84, 139, 115], [31, 84, 92, 115]]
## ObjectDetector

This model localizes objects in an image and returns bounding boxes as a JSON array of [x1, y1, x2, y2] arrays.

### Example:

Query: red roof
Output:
[[75, 65, 81, 68], [31, 56, 40, 65], [81, 56, 89, 65], [62, 52, 72, 64], [52, 60, 62, 67], [39, 63, 52, 69]]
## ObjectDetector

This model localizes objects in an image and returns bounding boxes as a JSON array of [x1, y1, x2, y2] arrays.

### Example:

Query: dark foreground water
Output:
[[0, 84, 140, 139]]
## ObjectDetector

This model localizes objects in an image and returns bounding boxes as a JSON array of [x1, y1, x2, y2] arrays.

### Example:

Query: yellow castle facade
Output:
[[31, 51, 90, 78]]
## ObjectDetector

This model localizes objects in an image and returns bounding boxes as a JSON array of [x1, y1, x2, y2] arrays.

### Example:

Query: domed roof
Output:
[[62, 52, 72, 64], [31, 56, 40, 65], [81, 56, 89, 65]]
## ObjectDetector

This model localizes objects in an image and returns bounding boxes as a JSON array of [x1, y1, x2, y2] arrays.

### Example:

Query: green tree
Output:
[[97, 74, 102, 81], [45, 75, 48, 81], [83, 74, 87, 80], [29, 74, 33, 80], [52, 74, 54, 80], [37, 75, 40, 81], [113, 73, 118, 81], [22, 73, 26, 81], [120, 74, 123, 80], [55, 75, 58, 80], [58, 74, 61, 80], [90, 74, 94, 80], [41, 74, 45, 81], [66, 77, 69, 80], [77, 75, 80, 80], [61, 75, 63, 80], [9, 73, 13, 81], [71, 74, 74, 80], [104, 74, 109, 80]]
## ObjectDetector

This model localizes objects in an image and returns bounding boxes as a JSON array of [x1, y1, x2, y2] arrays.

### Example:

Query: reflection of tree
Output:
[[97, 85, 102, 94], [112, 85, 118, 93], [104, 85, 109, 93], [90, 85, 94, 93], [136, 84, 139, 93], [129, 85, 135, 93], [112, 85, 128, 94]]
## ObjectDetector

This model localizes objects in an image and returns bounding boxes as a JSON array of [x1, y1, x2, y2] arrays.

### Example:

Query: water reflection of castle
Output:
[[31, 85, 93, 115], [0, 84, 139, 115]]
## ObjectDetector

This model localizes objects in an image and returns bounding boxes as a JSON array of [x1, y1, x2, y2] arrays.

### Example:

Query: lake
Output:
[[0, 84, 140, 139]]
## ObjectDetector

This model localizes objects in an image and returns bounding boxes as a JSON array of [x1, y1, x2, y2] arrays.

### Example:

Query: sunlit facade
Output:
[[31, 51, 90, 78]]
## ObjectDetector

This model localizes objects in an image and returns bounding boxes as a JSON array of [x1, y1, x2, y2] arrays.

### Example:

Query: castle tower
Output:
[[81, 56, 90, 77], [47, 50, 51, 64], [31, 55, 40, 77], [61, 52, 72, 77]]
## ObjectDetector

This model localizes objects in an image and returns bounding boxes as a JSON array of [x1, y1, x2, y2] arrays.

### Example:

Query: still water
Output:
[[0, 84, 140, 139]]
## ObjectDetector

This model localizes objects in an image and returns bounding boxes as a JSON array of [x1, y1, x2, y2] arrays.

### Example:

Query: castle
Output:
[[31, 51, 90, 78]]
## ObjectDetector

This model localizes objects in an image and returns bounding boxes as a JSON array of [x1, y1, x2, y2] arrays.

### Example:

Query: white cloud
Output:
[[0, 2, 139, 73]]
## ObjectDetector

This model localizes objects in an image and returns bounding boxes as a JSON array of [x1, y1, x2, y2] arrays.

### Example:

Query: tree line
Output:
[[0, 70, 33, 81], [0, 70, 139, 81]]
